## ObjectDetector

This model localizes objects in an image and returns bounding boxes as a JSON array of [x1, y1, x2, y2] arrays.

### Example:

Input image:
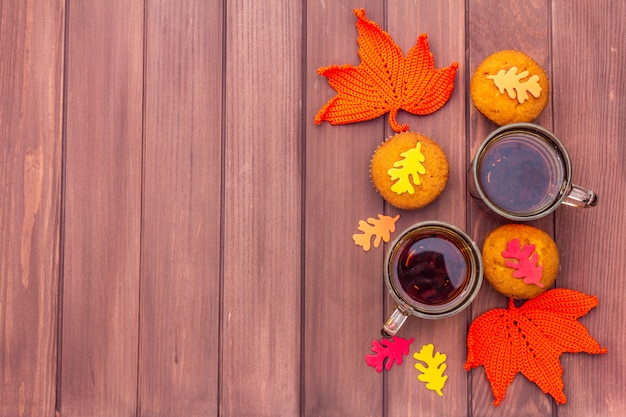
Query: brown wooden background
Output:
[[1, 0, 624, 416]]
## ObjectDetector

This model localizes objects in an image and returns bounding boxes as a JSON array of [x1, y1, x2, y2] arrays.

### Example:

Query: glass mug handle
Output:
[[562, 184, 598, 208], [382, 306, 409, 338]]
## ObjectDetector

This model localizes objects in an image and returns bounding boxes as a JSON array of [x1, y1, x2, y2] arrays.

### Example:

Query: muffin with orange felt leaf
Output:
[[482, 224, 559, 299], [470, 50, 550, 126], [370, 131, 449, 210]]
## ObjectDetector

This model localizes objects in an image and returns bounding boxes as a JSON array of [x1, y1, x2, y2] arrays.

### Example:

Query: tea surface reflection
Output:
[[393, 236, 468, 306]]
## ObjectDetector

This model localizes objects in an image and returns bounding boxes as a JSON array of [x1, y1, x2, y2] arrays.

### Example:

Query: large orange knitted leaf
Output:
[[465, 289, 607, 406], [315, 9, 458, 133]]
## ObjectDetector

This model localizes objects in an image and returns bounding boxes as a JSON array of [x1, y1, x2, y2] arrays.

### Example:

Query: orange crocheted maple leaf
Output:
[[315, 9, 458, 133], [465, 289, 607, 406]]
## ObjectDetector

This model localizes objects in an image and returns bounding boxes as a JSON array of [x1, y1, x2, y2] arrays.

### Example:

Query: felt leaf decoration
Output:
[[413, 344, 448, 396], [365, 335, 414, 372], [487, 66, 542, 104], [353, 214, 400, 251], [502, 238, 544, 287], [315, 9, 459, 133], [387, 142, 426, 194], [465, 289, 607, 405]]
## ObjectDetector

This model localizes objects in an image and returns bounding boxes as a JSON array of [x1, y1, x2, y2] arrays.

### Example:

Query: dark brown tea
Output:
[[477, 133, 566, 215], [383, 223, 483, 334], [391, 235, 468, 306]]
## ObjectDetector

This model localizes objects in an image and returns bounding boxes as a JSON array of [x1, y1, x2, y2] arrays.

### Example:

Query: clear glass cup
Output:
[[469, 123, 598, 221], [382, 221, 483, 338]]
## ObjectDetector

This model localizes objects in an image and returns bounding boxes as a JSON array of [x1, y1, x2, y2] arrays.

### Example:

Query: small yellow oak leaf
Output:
[[414, 343, 448, 396], [352, 214, 400, 251], [487, 66, 542, 104], [387, 142, 426, 195]]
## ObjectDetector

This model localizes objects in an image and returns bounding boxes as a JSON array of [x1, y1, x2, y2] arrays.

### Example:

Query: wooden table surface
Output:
[[1, 0, 624, 416]]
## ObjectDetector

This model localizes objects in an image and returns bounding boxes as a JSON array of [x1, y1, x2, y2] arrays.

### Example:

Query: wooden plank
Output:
[[0, 1, 65, 416], [304, 3, 386, 416], [466, 1, 555, 416], [552, 1, 626, 416], [384, 1, 469, 416], [59, 1, 143, 416], [221, 1, 302, 415], [138, 1, 222, 416]]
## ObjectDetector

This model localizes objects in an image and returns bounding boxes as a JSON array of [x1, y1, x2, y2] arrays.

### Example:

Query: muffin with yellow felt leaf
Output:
[[370, 131, 449, 210], [470, 50, 550, 126], [482, 223, 559, 299]]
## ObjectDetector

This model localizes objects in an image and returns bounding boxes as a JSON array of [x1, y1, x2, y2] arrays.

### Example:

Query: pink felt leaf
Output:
[[502, 238, 544, 287], [365, 335, 415, 372]]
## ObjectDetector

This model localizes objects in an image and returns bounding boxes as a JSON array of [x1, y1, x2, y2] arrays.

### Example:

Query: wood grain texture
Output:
[[304, 3, 386, 416], [221, 1, 302, 415], [0, 0, 623, 415], [59, 1, 143, 416], [138, 1, 222, 416], [552, 1, 626, 416], [0, 0, 64, 416], [384, 1, 469, 416], [467, 1, 555, 416]]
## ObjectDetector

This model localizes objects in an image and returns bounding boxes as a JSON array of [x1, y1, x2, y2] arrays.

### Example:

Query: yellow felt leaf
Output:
[[387, 142, 426, 195], [487, 66, 542, 104], [413, 344, 448, 396], [353, 214, 400, 251]]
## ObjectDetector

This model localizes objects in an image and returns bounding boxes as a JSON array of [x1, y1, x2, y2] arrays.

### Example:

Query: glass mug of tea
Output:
[[469, 123, 598, 221], [382, 221, 483, 338]]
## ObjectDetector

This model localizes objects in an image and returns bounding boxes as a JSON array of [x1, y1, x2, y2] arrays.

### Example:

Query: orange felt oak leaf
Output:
[[465, 289, 607, 406], [315, 9, 458, 133], [353, 214, 400, 251]]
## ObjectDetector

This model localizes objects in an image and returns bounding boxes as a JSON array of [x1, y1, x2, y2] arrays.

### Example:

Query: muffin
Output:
[[370, 131, 449, 210], [470, 50, 549, 126], [482, 224, 559, 299]]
